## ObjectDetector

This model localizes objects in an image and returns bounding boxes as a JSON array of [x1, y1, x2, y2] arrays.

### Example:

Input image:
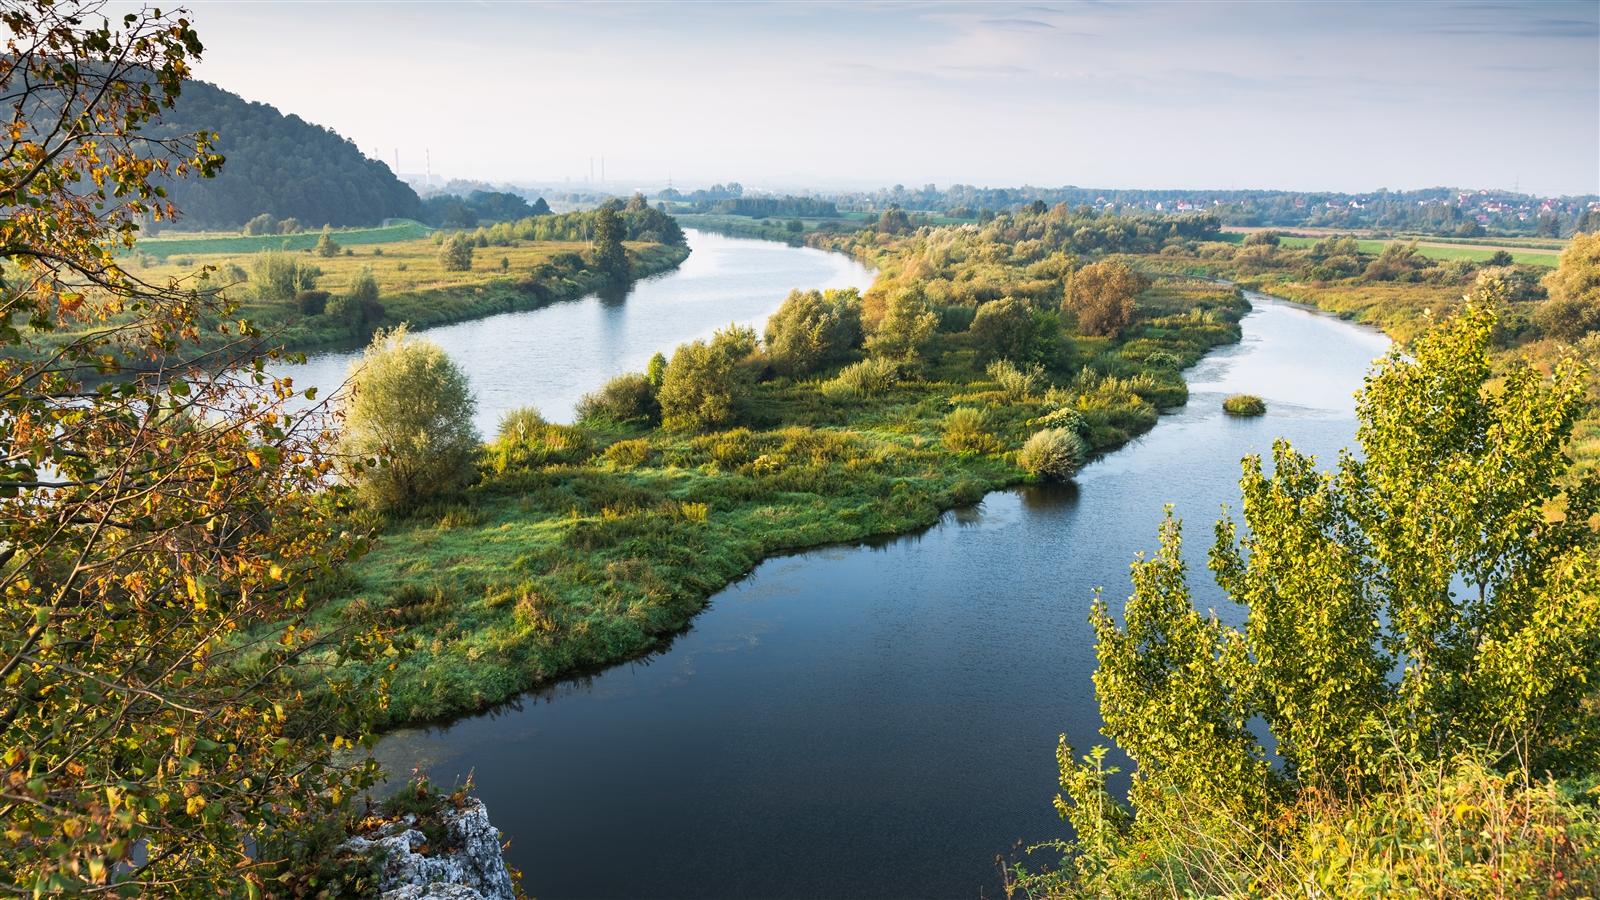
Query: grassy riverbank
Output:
[[46, 234, 689, 360], [284, 214, 1249, 729]]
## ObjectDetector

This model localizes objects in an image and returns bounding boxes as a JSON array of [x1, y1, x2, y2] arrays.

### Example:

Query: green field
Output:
[[1273, 235, 1559, 266], [131, 220, 434, 259]]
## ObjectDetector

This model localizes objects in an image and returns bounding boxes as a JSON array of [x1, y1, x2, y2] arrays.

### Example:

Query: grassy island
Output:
[[276, 208, 1251, 727], [1222, 393, 1267, 416]]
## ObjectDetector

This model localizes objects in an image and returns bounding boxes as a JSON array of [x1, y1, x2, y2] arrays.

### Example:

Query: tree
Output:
[[658, 325, 758, 431], [876, 205, 912, 234], [1064, 259, 1146, 337], [243, 211, 277, 234], [1053, 300, 1600, 886], [439, 232, 474, 271], [865, 285, 938, 362], [338, 327, 479, 512], [968, 296, 1037, 363], [0, 4, 391, 892], [593, 200, 630, 281], [1536, 230, 1600, 342], [763, 288, 863, 375], [314, 224, 340, 257]]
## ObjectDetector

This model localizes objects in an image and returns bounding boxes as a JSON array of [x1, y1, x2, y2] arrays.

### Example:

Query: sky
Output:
[[174, 0, 1599, 196]]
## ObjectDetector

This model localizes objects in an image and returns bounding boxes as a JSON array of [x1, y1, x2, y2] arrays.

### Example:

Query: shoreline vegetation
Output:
[[284, 207, 1250, 730]]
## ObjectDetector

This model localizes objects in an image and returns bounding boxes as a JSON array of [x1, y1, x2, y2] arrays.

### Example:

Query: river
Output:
[[284, 229, 873, 434], [356, 233, 1390, 898]]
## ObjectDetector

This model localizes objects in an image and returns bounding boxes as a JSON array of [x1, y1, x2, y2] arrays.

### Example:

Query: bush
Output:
[[865, 285, 938, 362], [658, 325, 758, 432], [968, 297, 1038, 363], [337, 326, 479, 512], [575, 372, 658, 425], [294, 290, 329, 315], [1017, 427, 1087, 481], [489, 406, 590, 472], [942, 406, 998, 454], [1030, 406, 1088, 436], [1065, 259, 1147, 337], [243, 212, 277, 235], [764, 287, 862, 375], [1536, 231, 1600, 342], [252, 251, 309, 303], [987, 359, 1044, 402], [820, 357, 902, 400], [314, 226, 340, 257], [1222, 393, 1267, 416], [602, 438, 652, 468], [439, 233, 474, 271]]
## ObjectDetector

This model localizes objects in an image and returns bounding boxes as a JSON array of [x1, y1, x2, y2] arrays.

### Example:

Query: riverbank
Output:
[[285, 265, 1247, 730]]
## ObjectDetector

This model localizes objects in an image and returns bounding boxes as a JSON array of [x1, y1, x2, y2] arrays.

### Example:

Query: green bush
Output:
[[294, 290, 329, 315], [820, 357, 902, 400], [941, 406, 998, 454], [1222, 393, 1267, 416], [337, 326, 479, 512], [968, 296, 1038, 363], [764, 287, 862, 375], [658, 325, 757, 432], [1017, 427, 1087, 481], [1029, 406, 1088, 436], [439, 233, 474, 271], [576, 372, 658, 425], [866, 285, 938, 362], [489, 406, 590, 472]]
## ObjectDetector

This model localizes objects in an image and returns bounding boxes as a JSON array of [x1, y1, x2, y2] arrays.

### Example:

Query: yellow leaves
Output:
[[185, 795, 206, 816]]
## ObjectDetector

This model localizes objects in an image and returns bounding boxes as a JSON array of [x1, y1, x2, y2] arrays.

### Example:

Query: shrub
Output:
[[251, 251, 305, 303], [1222, 393, 1267, 416], [337, 326, 479, 512], [1030, 406, 1088, 436], [314, 226, 340, 257], [968, 297, 1037, 363], [942, 406, 998, 454], [439, 233, 474, 271], [294, 290, 329, 315], [326, 293, 385, 332], [764, 287, 862, 375], [1064, 259, 1147, 337], [489, 406, 590, 472], [658, 325, 758, 432], [1017, 427, 1087, 481], [865, 284, 938, 362], [575, 371, 658, 425], [820, 357, 902, 400], [987, 359, 1044, 402], [602, 438, 651, 468], [277, 217, 302, 234], [1536, 230, 1600, 342], [243, 212, 276, 235]]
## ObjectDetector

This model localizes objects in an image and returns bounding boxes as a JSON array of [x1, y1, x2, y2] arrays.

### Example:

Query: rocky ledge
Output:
[[341, 795, 516, 900]]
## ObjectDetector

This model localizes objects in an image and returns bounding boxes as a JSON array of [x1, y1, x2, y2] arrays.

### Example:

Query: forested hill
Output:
[[149, 80, 421, 229]]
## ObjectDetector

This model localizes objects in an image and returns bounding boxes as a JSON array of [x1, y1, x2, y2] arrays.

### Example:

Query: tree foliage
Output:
[[865, 285, 938, 362], [658, 325, 758, 432], [763, 288, 863, 375], [968, 296, 1039, 363], [1064, 259, 1146, 337], [0, 4, 393, 892], [1536, 230, 1600, 342], [148, 80, 420, 228], [1047, 300, 1600, 892], [337, 327, 479, 513], [592, 200, 629, 281], [438, 233, 474, 271]]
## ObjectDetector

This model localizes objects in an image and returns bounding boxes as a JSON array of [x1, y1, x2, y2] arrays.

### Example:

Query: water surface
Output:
[[285, 229, 872, 433], [372, 292, 1390, 898]]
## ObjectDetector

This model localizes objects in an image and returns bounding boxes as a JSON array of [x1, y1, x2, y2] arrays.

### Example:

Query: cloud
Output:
[[979, 17, 1057, 30]]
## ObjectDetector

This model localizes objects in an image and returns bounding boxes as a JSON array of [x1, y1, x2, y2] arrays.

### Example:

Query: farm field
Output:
[[130, 220, 434, 259], [1222, 227, 1564, 265]]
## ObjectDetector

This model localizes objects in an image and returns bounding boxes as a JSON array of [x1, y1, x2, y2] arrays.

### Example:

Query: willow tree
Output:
[[0, 3, 390, 893]]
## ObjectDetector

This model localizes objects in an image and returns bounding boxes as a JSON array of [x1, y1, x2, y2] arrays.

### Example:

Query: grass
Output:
[[48, 236, 690, 359], [281, 276, 1249, 729], [1270, 234, 1560, 267], [130, 220, 434, 258]]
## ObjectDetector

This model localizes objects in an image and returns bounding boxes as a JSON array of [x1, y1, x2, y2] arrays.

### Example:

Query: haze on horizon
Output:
[[179, 0, 1599, 196]]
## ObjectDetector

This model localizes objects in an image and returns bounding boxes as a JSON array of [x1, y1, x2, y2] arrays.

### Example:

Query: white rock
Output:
[[341, 797, 516, 900]]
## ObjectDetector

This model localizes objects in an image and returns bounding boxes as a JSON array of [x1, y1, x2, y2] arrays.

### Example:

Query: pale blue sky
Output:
[[178, 1, 1598, 195]]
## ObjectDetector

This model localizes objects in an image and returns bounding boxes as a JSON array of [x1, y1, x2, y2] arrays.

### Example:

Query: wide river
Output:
[[342, 230, 1390, 899]]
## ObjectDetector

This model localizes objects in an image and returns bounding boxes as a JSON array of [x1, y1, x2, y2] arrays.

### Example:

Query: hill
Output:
[[148, 80, 421, 229]]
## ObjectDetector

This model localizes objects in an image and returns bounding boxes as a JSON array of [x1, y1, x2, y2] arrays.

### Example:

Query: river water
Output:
[[360, 233, 1390, 898], [284, 230, 872, 434]]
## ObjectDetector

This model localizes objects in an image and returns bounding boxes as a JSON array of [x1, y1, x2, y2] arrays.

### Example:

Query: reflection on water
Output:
[[371, 293, 1390, 899], [279, 230, 874, 434]]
